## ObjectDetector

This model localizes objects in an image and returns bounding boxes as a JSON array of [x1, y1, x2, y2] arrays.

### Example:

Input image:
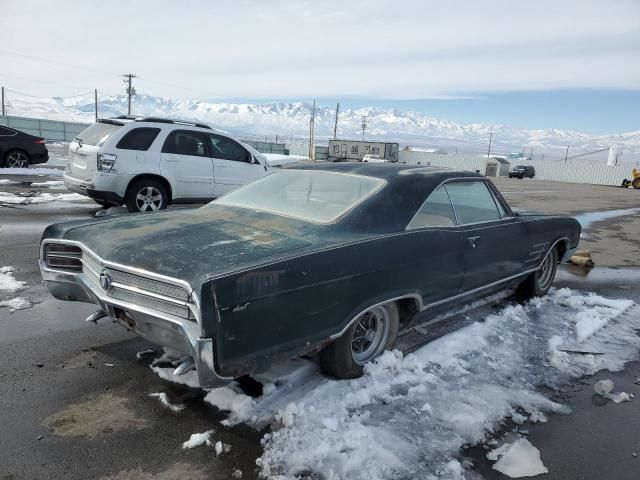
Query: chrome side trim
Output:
[[330, 237, 569, 340]]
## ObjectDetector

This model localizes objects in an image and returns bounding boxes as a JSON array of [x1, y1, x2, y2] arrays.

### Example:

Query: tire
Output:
[[632, 177, 640, 190], [125, 179, 168, 213], [4, 150, 30, 168], [517, 247, 559, 301], [319, 302, 399, 379]]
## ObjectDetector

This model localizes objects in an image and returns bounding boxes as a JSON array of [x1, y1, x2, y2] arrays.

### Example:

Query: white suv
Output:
[[64, 117, 271, 212]]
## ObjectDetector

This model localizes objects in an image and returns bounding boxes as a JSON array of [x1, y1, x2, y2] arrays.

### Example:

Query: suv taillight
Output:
[[45, 244, 82, 271], [34, 139, 46, 144], [97, 153, 117, 172]]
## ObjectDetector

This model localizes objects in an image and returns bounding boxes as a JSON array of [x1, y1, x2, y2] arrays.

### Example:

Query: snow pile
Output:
[[30, 180, 65, 187], [487, 437, 548, 478], [0, 179, 17, 185], [182, 430, 214, 449], [148, 392, 185, 412], [0, 297, 33, 313], [0, 267, 27, 294], [95, 206, 128, 217], [0, 167, 63, 177], [152, 289, 639, 479], [593, 379, 634, 404], [0, 192, 87, 205]]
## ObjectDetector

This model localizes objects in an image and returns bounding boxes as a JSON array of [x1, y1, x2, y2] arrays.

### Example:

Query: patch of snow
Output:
[[593, 379, 634, 403], [30, 180, 65, 187], [95, 206, 128, 217], [0, 267, 27, 294], [182, 430, 214, 449], [136, 348, 156, 359], [213, 440, 230, 456], [488, 437, 548, 478], [0, 179, 17, 185], [232, 469, 243, 479], [263, 153, 310, 167], [0, 296, 32, 312], [150, 365, 200, 388], [149, 392, 185, 412], [0, 167, 63, 177], [0, 192, 88, 205], [149, 288, 639, 479]]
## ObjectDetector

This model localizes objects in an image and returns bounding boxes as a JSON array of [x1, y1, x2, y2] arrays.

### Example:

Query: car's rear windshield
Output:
[[76, 122, 122, 147], [211, 170, 385, 223]]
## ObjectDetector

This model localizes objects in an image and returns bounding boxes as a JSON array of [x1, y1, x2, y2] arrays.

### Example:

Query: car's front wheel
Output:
[[125, 179, 168, 213], [517, 247, 559, 301], [4, 150, 30, 168], [319, 302, 399, 379]]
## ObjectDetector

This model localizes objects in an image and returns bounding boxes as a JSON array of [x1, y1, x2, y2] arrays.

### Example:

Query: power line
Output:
[[4, 87, 94, 99]]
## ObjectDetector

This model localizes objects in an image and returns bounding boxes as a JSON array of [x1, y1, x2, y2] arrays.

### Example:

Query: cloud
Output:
[[1, 0, 639, 98]]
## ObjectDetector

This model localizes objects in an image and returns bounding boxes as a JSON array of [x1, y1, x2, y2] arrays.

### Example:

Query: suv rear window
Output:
[[0, 126, 16, 136], [116, 127, 161, 151], [76, 122, 122, 147]]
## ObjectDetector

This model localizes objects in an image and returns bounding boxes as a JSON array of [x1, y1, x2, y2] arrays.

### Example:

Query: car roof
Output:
[[281, 160, 481, 181]]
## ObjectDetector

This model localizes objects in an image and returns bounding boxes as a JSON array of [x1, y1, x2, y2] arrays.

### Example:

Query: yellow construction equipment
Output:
[[621, 169, 640, 189]]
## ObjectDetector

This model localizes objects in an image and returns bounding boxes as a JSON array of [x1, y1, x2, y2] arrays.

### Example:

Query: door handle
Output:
[[467, 236, 480, 248], [214, 162, 226, 168]]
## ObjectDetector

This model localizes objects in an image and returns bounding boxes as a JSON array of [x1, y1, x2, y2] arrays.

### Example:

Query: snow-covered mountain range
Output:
[[5, 93, 639, 159]]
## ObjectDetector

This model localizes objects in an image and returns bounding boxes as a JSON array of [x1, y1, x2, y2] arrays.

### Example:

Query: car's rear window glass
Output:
[[407, 186, 457, 229], [211, 170, 384, 223], [445, 181, 501, 224], [116, 127, 160, 151], [76, 122, 122, 147], [0, 126, 15, 135]]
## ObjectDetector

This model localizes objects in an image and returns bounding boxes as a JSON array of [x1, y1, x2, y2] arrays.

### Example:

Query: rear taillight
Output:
[[97, 153, 117, 172], [34, 139, 46, 144], [45, 244, 82, 272]]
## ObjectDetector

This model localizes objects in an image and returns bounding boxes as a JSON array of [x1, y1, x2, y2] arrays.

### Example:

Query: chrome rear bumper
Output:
[[39, 250, 229, 388]]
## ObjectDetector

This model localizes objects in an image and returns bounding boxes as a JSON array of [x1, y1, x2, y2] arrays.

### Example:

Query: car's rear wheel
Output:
[[632, 177, 640, 189], [517, 247, 559, 301], [4, 150, 30, 168], [319, 302, 399, 379], [125, 179, 168, 213]]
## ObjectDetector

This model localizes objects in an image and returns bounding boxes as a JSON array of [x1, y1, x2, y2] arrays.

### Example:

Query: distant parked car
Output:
[[40, 163, 580, 386], [509, 165, 535, 179], [361, 154, 385, 163], [0, 125, 49, 168], [64, 116, 275, 212]]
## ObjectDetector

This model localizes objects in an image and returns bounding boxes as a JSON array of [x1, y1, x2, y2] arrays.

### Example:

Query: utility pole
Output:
[[1, 86, 5, 117], [308, 99, 316, 160], [94, 88, 98, 122], [122, 73, 136, 115], [564, 145, 569, 163], [361, 115, 367, 141], [487, 129, 494, 157], [529, 147, 533, 161], [333, 102, 340, 139]]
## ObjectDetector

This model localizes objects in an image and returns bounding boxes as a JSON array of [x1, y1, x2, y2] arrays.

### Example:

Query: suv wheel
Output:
[[126, 179, 168, 213]]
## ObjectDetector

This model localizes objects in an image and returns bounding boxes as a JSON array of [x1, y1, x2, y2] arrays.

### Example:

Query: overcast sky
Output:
[[1, 0, 639, 131]]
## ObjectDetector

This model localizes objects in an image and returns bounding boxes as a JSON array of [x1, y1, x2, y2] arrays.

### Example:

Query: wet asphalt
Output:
[[1, 179, 640, 479]]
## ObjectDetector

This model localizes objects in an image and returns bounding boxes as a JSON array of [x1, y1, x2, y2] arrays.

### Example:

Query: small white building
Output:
[[402, 146, 447, 154], [484, 156, 511, 177]]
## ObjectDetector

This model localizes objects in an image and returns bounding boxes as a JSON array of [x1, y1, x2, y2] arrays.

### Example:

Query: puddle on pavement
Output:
[[574, 208, 640, 232], [99, 463, 208, 480], [43, 392, 148, 437]]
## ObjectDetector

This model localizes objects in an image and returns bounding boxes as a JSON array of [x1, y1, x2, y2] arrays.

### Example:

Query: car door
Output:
[[445, 179, 529, 293], [160, 130, 214, 199], [206, 133, 264, 197], [403, 185, 466, 304]]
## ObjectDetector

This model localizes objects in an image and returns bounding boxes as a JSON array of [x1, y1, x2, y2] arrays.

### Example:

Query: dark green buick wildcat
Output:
[[40, 163, 580, 386]]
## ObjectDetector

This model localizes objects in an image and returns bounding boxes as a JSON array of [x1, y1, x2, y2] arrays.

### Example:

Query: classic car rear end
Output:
[[40, 163, 580, 387]]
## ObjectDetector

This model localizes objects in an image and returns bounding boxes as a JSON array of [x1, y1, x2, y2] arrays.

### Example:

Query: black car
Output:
[[39, 164, 580, 386], [0, 125, 49, 168], [509, 165, 535, 179]]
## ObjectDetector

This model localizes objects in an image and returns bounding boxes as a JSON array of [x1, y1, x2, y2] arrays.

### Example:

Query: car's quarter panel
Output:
[[206, 228, 465, 377], [516, 215, 581, 263]]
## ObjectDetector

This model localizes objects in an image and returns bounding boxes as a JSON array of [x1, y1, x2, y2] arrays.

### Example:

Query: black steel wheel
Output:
[[517, 247, 559, 301], [319, 302, 399, 379]]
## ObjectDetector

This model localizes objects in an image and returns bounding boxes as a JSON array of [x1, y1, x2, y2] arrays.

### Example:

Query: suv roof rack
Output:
[[133, 117, 212, 129]]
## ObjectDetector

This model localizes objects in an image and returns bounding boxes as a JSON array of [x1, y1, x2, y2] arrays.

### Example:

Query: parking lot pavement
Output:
[[1, 176, 639, 479]]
